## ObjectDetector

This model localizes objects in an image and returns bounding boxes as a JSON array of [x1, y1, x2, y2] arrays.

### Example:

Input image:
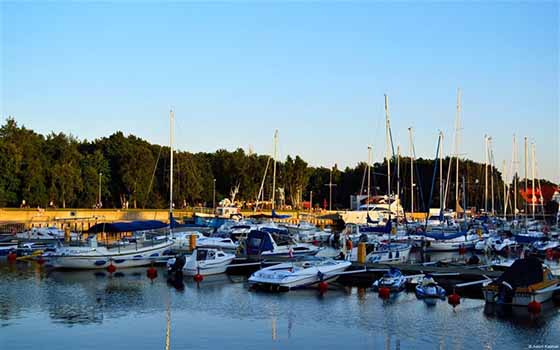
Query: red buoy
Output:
[[378, 287, 391, 299], [147, 267, 158, 280], [528, 300, 541, 314], [107, 263, 116, 274], [458, 246, 467, 255], [7, 252, 17, 263], [318, 281, 329, 293], [545, 249, 554, 261], [193, 273, 204, 282], [448, 293, 461, 307]]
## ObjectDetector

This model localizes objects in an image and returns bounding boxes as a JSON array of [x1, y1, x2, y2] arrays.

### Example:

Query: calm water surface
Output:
[[1, 261, 559, 350]]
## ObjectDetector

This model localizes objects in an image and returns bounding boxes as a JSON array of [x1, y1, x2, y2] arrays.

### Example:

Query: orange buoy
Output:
[[107, 263, 116, 274], [528, 300, 541, 314], [36, 256, 45, 265], [193, 273, 203, 282], [448, 293, 461, 307], [318, 281, 329, 293], [458, 246, 467, 255], [7, 252, 17, 263], [147, 266, 158, 280], [378, 287, 391, 299]]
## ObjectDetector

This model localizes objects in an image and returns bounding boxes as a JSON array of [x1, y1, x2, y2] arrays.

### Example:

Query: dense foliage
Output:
[[0, 118, 555, 212]]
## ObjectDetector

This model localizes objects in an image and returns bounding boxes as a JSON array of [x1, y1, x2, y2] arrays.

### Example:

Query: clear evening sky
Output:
[[1, 1, 558, 183]]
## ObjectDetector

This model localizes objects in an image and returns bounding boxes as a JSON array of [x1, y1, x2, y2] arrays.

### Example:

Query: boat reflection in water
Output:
[[45, 268, 149, 325]]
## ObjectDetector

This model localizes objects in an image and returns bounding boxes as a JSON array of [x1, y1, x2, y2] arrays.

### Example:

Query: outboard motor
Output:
[[167, 255, 186, 288]]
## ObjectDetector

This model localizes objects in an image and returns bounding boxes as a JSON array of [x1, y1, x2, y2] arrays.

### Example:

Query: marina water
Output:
[[1, 259, 559, 350]]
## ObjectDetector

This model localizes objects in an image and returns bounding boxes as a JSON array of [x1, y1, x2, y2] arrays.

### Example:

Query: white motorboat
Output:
[[43, 234, 173, 269], [248, 258, 352, 290], [177, 248, 235, 276]]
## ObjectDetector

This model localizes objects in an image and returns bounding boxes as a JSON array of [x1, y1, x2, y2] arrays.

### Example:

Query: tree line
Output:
[[0, 118, 556, 213]]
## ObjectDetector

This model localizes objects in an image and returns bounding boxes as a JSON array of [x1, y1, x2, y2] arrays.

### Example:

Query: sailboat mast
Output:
[[513, 134, 518, 221], [531, 142, 536, 218], [490, 137, 494, 215], [397, 145, 401, 227], [169, 109, 174, 218], [408, 127, 415, 213], [367, 145, 372, 203], [524, 137, 528, 220], [455, 88, 462, 213], [503, 160, 507, 220], [272, 129, 278, 210], [484, 135, 488, 214], [439, 131, 444, 213], [385, 95, 391, 198]]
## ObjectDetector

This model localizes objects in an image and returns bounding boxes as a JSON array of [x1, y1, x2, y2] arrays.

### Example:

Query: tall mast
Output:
[[397, 145, 401, 216], [385, 94, 391, 198], [367, 145, 372, 204], [272, 129, 278, 210], [439, 131, 444, 213], [524, 137, 528, 220], [490, 137, 495, 215], [484, 135, 488, 214], [512, 134, 518, 221], [531, 142, 536, 219], [169, 109, 174, 219], [454, 88, 462, 213], [503, 159, 507, 220], [408, 127, 415, 213]]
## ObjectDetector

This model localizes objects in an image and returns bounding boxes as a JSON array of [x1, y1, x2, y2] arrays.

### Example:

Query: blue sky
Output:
[[1, 1, 558, 182]]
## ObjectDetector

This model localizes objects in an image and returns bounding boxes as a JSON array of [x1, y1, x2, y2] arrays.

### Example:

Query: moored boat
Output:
[[482, 257, 560, 306], [179, 248, 235, 276], [248, 258, 351, 291], [371, 268, 407, 292]]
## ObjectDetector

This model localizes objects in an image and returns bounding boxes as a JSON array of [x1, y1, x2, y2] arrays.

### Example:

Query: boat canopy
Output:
[[246, 230, 275, 255], [360, 220, 392, 234], [87, 220, 168, 233], [497, 257, 543, 288]]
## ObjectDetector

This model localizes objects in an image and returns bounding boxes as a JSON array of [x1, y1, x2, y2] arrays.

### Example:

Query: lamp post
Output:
[[98, 172, 103, 208], [212, 178, 216, 209]]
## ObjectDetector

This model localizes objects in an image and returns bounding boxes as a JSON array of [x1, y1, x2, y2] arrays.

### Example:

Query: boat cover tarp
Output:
[[246, 230, 275, 255], [497, 257, 543, 288], [359, 220, 392, 234], [87, 220, 168, 233]]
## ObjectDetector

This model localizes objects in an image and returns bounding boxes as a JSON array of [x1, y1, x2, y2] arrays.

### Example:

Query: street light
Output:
[[98, 172, 103, 208], [212, 178, 216, 210]]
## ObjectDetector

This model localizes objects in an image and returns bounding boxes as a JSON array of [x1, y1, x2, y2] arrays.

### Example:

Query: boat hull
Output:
[[43, 242, 173, 269]]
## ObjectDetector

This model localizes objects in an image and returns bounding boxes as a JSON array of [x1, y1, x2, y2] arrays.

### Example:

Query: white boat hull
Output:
[[482, 287, 556, 306], [44, 242, 173, 269], [249, 260, 351, 289]]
